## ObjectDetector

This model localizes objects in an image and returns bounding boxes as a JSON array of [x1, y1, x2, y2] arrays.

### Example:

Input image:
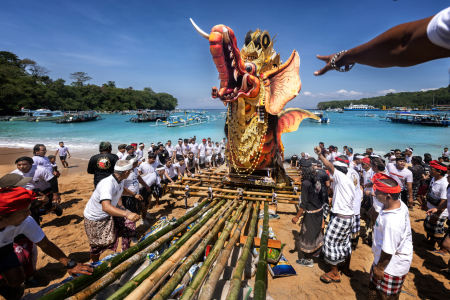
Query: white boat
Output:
[[344, 103, 380, 111], [309, 111, 330, 123], [27, 109, 65, 122], [9, 109, 32, 121], [326, 107, 340, 113]]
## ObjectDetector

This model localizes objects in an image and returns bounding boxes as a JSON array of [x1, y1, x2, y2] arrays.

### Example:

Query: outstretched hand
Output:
[[314, 146, 321, 156], [314, 54, 353, 76]]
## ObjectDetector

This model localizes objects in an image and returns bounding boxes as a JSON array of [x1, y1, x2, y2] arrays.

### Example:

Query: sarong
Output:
[[412, 183, 420, 201], [123, 195, 142, 214], [299, 207, 324, 256], [0, 237, 37, 280], [367, 264, 406, 298], [322, 203, 329, 220], [423, 214, 447, 239], [323, 213, 354, 265], [84, 207, 135, 256], [351, 214, 361, 239]]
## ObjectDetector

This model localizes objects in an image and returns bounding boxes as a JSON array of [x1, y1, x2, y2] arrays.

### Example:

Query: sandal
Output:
[[320, 273, 341, 284]]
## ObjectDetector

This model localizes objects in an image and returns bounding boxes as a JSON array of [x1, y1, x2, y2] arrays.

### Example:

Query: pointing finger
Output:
[[314, 64, 332, 76]]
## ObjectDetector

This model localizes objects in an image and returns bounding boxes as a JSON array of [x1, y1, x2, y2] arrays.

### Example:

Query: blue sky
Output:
[[1, 0, 449, 109]]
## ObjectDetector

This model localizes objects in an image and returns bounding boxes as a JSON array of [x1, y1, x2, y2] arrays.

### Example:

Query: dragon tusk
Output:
[[222, 27, 230, 44], [190, 18, 210, 40]]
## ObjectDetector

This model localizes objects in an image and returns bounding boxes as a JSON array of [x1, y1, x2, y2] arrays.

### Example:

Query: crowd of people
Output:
[[290, 142, 450, 299]]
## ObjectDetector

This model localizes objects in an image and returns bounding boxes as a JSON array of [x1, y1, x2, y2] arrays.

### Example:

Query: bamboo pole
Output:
[[254, 202, 269, 300], [168, 185, 300, 200], [151, 201, 246, 300], [226, 200, 261, 300], [180, 200, 249, 300], [198, 201, 254, 300], [169, 191, 298, 204], [106, 199, 231, 300], [123, 200, 242, 300], [67, 200, 219, 300], [38, 199, 213, 300]]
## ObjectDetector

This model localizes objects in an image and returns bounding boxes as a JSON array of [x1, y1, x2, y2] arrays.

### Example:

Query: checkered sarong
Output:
[[323, 203, 330, 220], [423, 214, 447, 238], [369, 264, 406, 296], [323, 213, 354, 265], [412, 183, 420, 201], [351, 214, 361, 239]]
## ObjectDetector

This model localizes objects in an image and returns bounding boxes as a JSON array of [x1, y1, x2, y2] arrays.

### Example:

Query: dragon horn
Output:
[[190, 18, 210, 40]]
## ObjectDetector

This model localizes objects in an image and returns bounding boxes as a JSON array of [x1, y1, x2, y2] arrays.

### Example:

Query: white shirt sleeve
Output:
[[40, 167, 55, 182], [427, 7, 450, 50], [405, 170, 413, 183], [98, 181, 114, 201], [21, 217, 46, 243]]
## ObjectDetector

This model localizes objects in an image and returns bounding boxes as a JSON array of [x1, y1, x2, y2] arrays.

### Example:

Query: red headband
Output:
[[335, 156, 349, 164], [362, 157, 370, 164], [0, 187, 36, 214], [372, 173, 401, 194], [430, 160, 447, 171]]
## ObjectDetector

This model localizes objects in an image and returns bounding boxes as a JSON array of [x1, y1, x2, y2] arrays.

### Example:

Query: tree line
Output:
[[0, 51, 178, 115], [316, 86, 450, 110]]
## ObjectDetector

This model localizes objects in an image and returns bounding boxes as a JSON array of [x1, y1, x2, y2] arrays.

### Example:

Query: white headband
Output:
[[114, 162, 133, 172], [406, 148, 413, 153], [333, 161, 348, 168], [178, 139, 183, 142], [156, 166, 165, 171], [356, 155, 364, 159]]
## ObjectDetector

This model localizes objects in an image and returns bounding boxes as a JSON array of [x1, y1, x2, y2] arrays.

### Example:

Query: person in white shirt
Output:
[[116, 144, 127, 160], [442, 147, 449, 162], [148, 143, 155, 154], [350, 154, 363, 173], [32, 144, 54, 176], [123, 155, 152, 229], [198, 139, 207, 168], [173, 155, 189, 178], [83, 160, 141, 262], [205, 142, 214, 168], [138, 153, 158, 175], [182, 139, 190, 158], [220, 138, 227, 153], [162, 159, 178, 184], [368, 174, 413, 298], [54, 142, 71, 168], [314, 148, 355, 283], [405, 147, 413, 164], [174, 139, 183, 158], [386, 157, 413, 208], [345, 158, 362, 251], [0, 174, 93, 287], [140, 162, 164, 209], [423, 160, 448, 245], [361, 157, 374, 212], [345, 148, 354, 163], [11, 157, 62, 222], [165, 140, 174, 159], [135, 143, 145, 162], [190, 139, 199, 158]]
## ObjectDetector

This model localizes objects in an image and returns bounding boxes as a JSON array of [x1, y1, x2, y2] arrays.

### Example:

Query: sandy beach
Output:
[[0, 146, 449, 300]]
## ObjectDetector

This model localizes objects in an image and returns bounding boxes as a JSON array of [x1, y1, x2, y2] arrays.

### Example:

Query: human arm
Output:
[[407, 182, 413, 206], [314, 146, 335, 175], [67, 149, 71, 158], [314, 15, 450, 75], [101, 200, 140, 221], [164, 171, 174, 183], [46, 175, 61, 204], [137, 175, 151, 192], [292, 183, 310, 224], [36, 236, 93, 276], [87, 157, 96, 174], [373, 251, 393, 280], [122, 187, 143, 201]]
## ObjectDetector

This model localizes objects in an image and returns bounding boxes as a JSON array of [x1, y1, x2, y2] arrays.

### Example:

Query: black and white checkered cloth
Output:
[[351, 214, 361, 239], [323, 213, 355, 265], [323, 203, 330, 220], [424, 214, 447, 238]]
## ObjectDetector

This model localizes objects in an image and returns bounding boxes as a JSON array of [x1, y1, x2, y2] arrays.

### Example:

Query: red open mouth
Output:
[[209, 26, 258, 103]]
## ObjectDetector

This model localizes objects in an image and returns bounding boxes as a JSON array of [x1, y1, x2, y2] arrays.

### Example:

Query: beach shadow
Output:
[[349, 269, 369, 300], [288, 229, 303, 260], [60, 198, 84, 210], [41, 214, 84, 228], [61, 189, 77, 195], [409, 266, 450, 299], [67, 165, 78, 169]]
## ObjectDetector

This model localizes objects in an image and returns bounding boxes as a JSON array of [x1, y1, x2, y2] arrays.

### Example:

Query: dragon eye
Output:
[[245, 63, 255, 74]]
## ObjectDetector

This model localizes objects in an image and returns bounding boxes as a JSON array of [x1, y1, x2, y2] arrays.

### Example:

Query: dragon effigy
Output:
[[191, 19, 319, 180]]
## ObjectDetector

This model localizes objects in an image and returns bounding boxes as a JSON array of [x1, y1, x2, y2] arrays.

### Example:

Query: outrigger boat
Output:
[[217, 111, 227, 119], [129, 110, 169, 123], [55, 111, 102, 123], [385, 113, 450, 127], [164, 115, 197, 127], [27, 109, 64, 122], [9, 109, 32, 121]]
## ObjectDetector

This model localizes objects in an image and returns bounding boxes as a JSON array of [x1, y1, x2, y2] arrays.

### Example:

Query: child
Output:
[[47, 155, 60, 178], [443, 147, 449, 162], [438, 157, 445, 164]]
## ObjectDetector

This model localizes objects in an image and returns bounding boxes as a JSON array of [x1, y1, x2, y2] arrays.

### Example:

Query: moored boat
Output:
[[344, 103, 380, 111], [27, 109, 64, 122], [129, 111, 169, 123], [309, 111, 330, 123], [55, 111, 102, 123], [385, 113, 450, 127]]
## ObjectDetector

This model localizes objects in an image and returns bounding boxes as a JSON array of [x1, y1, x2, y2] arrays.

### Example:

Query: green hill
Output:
[[0, 51, 177, 114], [317, 86, 450, 110]]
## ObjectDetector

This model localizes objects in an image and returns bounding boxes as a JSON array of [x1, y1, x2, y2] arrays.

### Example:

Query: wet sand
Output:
[[0, 147, 449, 300]]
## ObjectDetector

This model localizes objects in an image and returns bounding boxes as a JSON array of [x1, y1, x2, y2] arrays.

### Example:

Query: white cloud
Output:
[[420, 88, 438, 92], [303, 91, 312, 96], [376, 89, 396, 95]]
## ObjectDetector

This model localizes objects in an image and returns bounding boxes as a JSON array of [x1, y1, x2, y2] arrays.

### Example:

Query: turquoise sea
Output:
[[0, 110, 448, 160]]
